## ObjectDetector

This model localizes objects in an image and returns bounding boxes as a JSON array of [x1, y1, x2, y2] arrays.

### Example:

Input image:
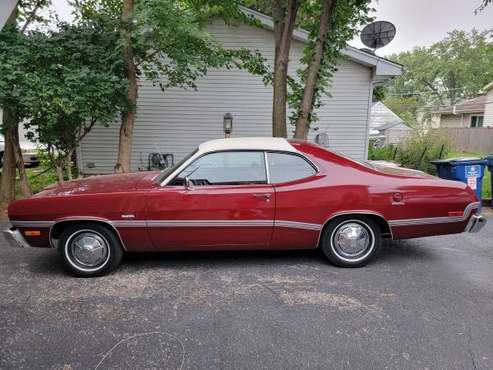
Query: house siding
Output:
[[78, 20, 372, 174], [484, 89, 493, 127]]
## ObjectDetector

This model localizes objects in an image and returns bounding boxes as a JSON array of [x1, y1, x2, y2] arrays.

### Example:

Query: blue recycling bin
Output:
[[431, 158, 487, 202]]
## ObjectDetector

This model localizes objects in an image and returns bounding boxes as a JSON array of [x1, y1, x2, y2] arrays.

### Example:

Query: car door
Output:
[[146, 150, 275, 250]]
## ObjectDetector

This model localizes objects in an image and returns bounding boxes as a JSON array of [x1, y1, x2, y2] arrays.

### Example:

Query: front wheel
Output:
[[320, 216, 382, 268], [58, 223, 123, 277]]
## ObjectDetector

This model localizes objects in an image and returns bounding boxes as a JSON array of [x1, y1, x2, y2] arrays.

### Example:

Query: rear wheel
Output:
[[58, 223, 123, 277], [320, 216, 382, 268]]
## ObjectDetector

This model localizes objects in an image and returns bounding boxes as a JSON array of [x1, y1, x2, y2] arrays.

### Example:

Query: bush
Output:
[[368, 132, 450, 174]]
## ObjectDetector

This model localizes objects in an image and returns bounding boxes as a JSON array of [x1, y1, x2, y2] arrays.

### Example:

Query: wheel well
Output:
[[318, 213, 393, 247], [50, 220, 126, 250]]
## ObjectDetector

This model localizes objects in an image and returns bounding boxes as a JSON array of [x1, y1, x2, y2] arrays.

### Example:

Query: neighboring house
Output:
[[0, 110, 40, 167], [369, 102, 411, 145], [432, 87, 493, 128], [75, 8, 402, 174], [483, 81, 493, 127]]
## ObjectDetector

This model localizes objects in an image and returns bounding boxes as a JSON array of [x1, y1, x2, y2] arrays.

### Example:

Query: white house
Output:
[[369, 102, 411, 145], [77, 8, 402, 175]]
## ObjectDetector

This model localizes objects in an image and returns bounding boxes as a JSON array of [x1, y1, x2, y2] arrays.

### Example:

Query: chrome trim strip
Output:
[[112, 220, 147, 228], [274, 220, 322, 231], [10, 220, 55, 228], [388, 202, 480, 227], [48, 217, 128, 251], [146, 220, 274, 227], [264, 151, 271, 184], [113, 219, 322, 230], [316, 210, 394, 247]]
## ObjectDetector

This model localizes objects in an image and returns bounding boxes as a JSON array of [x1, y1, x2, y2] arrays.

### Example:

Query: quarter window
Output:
[[173, 151, 267, 186], [267, 152, 316, 184]]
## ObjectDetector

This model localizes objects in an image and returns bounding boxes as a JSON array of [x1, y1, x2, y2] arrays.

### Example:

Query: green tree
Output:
[[245, 1, 372, 138], [75, 0, 268, 172], [0, 0, 52, 203], [21, 24, 128, 183], [393, 29, 492, 105], [382, 29, 493, 126], [291, 0, 372, 138]]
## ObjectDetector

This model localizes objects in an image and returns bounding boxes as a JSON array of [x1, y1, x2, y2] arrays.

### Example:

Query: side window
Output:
[[267, 152, 316, 184], [173, 151, 267, 186]]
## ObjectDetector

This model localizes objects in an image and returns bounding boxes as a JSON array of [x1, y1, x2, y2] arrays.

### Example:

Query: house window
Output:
[[471, 116, 484, 128]]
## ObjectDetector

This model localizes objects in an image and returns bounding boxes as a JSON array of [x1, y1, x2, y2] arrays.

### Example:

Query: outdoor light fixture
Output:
[[223, 112, 233, 138]]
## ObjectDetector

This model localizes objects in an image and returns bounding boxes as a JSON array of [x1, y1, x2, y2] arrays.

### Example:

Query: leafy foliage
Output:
[[74, 0, 269, 92], [0, 24, 128, 180], [243, 0, 373, 129], [382, 29, 493, 127], [368, 131, 450, 174], [288, 0, 372, 127]]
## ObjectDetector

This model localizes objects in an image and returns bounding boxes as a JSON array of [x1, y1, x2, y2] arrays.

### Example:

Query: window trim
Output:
[[167, 149, 269, 187], [265, 150, 319, 185], [161, 149, 318, 187]]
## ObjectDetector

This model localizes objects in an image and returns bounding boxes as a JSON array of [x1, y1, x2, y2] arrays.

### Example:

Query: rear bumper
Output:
[[3, 227, 31, 248], [465, 214, 487, 233]]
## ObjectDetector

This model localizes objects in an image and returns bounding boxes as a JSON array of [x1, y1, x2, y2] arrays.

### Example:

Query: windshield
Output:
[[154, 149, 198, 184]]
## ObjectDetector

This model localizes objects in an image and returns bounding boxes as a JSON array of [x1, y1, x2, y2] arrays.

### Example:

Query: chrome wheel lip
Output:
[[330, 220, 375, 263], [64, 229, 111, 273]]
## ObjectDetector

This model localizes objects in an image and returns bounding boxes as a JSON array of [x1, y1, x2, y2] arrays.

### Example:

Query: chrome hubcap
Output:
[[333, 222, 371, 259], [69, 232, 109, 268]]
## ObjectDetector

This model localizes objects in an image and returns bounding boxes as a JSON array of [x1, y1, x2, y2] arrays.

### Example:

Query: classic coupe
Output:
[[4, 137, 486, 277]]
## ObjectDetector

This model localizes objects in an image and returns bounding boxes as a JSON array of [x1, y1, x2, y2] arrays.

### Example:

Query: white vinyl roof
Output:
[[198, 137, 297, 153]]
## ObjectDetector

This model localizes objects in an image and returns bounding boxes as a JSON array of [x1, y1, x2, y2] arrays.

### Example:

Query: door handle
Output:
[[253, 193, 272, 202]]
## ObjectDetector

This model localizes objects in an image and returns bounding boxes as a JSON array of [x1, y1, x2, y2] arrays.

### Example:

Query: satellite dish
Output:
[[360, 21, 396, 50]]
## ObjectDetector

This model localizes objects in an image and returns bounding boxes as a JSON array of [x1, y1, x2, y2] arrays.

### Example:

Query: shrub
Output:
[[368, 132, 450, 174]]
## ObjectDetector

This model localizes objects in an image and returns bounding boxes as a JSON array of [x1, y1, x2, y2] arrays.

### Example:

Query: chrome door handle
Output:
[[253, 193, 272, 202]]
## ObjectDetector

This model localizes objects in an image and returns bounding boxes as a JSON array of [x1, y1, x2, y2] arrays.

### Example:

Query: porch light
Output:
[[223, 112, 233, 138]]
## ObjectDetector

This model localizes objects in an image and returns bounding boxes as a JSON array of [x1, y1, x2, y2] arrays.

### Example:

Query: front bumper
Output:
[[465, 214, 487, 233], [3, 227, 31, 248]]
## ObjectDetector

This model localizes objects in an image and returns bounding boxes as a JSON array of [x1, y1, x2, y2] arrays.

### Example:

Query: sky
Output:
[[51, 0, 492, 56]]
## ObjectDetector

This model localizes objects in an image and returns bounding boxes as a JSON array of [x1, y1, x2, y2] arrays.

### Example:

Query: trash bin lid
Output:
[[484, 154, 493, 166], [431, 157, 487, 166]]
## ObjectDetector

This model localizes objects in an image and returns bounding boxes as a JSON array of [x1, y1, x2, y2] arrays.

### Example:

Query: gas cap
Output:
[[392, 192, 404, 203]]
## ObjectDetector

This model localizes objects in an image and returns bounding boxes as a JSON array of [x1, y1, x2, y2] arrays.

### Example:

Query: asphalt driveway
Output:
[[1, 218, 492, 370]]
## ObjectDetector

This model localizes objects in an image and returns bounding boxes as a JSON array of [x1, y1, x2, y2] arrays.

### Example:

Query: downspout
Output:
[[364, 68, 375, 160]]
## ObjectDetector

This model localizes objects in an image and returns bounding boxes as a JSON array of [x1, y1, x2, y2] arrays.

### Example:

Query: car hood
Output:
[[35, 171, 160, 197]]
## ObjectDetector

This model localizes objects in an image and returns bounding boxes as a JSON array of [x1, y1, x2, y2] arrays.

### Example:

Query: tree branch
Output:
[[21, 0, 46, 32]]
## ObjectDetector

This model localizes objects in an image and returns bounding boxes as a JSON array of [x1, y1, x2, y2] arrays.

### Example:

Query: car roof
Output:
[[198, 137, 297, 154]]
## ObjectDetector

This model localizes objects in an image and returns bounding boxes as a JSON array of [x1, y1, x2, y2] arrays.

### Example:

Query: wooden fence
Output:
[[432, 128, 493, 154]]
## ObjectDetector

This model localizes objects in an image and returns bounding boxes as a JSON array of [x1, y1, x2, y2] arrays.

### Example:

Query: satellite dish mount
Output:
[[360, 21, 396, 52]]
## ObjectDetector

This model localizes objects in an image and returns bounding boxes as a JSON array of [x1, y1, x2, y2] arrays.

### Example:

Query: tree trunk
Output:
[[114, 0, 137, 173], [66, 150, 73, 181], [272, 0, 299, 138], [12, 123, 32, 197], [0, 110, 17, 204], [294, 0, 336, 140], [55, 163, 64, 184]]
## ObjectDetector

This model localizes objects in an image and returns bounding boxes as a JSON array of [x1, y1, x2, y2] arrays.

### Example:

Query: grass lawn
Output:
[[447, 151, 491, 200]]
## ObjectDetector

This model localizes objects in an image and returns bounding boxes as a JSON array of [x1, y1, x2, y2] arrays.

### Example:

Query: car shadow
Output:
[[21, 239, 437, 276]]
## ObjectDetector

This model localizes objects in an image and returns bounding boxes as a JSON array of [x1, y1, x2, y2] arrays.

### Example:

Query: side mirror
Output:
[[184, 176, 193, 190]]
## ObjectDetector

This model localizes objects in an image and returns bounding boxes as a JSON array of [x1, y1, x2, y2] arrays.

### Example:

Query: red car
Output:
[[4, 138, 486, 277]]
